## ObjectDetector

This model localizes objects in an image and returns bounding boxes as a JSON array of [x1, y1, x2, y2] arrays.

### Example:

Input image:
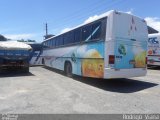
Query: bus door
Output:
[[112, 12, 148, 69]]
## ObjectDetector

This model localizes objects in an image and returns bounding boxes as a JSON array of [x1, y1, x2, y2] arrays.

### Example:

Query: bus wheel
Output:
[[42, 58, 45, 64], [65, 62, 72, 77]]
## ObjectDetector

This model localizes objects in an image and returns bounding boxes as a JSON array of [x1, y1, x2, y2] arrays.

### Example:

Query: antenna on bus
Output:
[[44, 23, 55, 40]]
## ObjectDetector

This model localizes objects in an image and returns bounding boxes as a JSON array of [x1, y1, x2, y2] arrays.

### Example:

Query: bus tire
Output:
[[42, 58, 45, 65], [65, 62, 72, 77]]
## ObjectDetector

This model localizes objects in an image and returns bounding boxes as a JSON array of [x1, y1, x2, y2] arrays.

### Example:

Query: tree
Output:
[[0, 35, 7, 41]]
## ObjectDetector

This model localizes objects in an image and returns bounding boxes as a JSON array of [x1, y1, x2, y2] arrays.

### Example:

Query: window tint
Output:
[[64, 31, 74, 45], [49, 40, 52, 47], [82, 25, 92, 42], [43, 38, 55, 48], [101, 18, 107, 39], [50, 39, 53, 47], [63, 33, 67, 45], [92, 21, 101, 40], [46, 41, 49, 47], [52, 39, 55, 47], [74, 28, 81, 43], [55, 38, 58, 47], [49, 38, 55, 47], [56, 35, 63, 46], [43, 17, 107, 49], [81, 18, 106, 42], [69, 31, 74, 44]]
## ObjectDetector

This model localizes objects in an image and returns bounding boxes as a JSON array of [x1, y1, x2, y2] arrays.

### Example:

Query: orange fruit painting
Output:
[[82, 49, 104, 78], [134, 51, 146, 68]]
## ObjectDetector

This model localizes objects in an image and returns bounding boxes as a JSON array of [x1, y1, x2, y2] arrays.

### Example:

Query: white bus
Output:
[[42, 10, 148, 79], [16, 41, 43, 66], [148, 33, 160, 66], [29, 43, 43, 66]]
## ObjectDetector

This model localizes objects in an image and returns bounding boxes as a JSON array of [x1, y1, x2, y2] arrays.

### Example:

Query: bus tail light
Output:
[[146, 57, 148, 64], [109, 55, 115, 64]]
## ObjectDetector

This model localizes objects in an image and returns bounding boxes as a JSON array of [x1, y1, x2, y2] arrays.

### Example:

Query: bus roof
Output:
[[44, 10, 115, 41], [44, 10, 143, 42]]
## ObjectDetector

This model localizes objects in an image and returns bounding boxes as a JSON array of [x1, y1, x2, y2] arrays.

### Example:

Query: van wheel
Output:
[[65, 62, 72, 77]]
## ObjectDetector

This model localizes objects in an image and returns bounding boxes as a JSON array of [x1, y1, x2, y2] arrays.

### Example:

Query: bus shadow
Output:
[[0, 70, 34, 77], [148, 66, 160, 70], [72, 76, 158, 93], [43, 66, 158, 93]]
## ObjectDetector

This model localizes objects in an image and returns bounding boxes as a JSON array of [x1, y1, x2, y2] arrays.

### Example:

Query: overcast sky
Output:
[[0, 0, 160, 42]]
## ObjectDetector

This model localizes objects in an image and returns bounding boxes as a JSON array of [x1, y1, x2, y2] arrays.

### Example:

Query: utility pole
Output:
[[45, 23, 48, 36], [44, 23, 55, 40]]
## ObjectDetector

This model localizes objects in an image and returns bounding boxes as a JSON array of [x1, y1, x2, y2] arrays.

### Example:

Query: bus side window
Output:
[[101, 18, 107, 39], [59, 35, 64, 46], [43, 42, 48, 49], [52, 39, 55, 47], [91, 21, 101, 40], [74, 28, 81, 43], [63, 33, 67, 45], [49, 40, 52, 48], [64, 31, 74, 45], [55, 38, 58, 47], [50, 39, 53, 47], [55, 36, 63, 47], [46, 41, 49, 47], [69, 31, 74, 44], [82, 25, 92, 42]]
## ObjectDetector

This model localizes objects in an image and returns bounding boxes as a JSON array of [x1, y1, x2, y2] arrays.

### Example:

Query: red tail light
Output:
[[146, 57, 148, 64], [109, 55, 115, 64]]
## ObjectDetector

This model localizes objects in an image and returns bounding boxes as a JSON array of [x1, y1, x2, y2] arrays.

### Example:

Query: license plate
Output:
[[129, 60, 135, 64]]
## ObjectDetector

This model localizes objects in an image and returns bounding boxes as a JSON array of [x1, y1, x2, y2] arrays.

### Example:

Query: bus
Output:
[[29, 43, 43, 66], [148, 33, 160, 66], [42, 10, 148, 79], [16, 40, 43, 66]]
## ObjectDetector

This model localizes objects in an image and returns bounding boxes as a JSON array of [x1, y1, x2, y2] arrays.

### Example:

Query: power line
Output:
[[52, 0, 126, 28], [46, 0, 127, 34], [49, 0, 116, 25], [49, 0, 109, 22]]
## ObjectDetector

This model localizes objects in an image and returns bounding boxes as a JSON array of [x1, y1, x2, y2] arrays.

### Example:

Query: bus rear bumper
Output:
[[104, 68, 147, 79]]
